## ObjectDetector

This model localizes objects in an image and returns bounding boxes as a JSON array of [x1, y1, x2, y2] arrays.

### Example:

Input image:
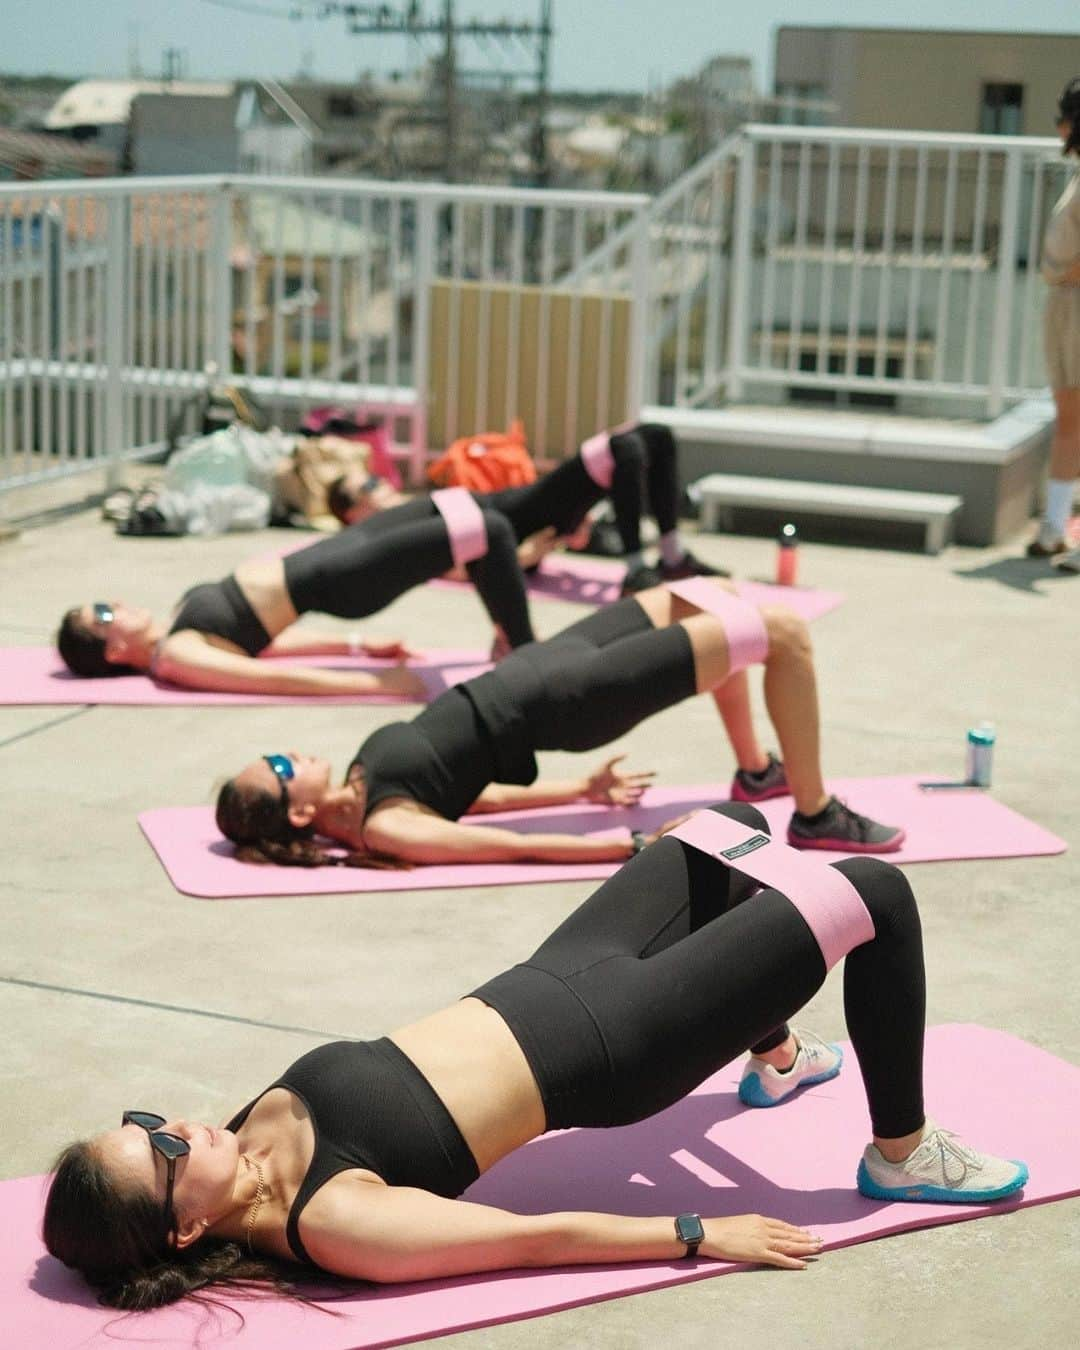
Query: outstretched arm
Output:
[[264, 626, 416, 660], [363, 801, 635, 864], [302, 1181, 822, 1284], [467, 755, 656, 814], [153, 630, 425, 699]]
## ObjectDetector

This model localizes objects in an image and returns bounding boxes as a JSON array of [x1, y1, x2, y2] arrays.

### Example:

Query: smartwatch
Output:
[[631, 830, 648, 856], [674, 1212, 705, 1258]]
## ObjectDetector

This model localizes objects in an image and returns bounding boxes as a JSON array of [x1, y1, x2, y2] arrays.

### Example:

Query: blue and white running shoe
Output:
[[857, 1119, 1029, 1204], [738, 1029, 843, 1108]]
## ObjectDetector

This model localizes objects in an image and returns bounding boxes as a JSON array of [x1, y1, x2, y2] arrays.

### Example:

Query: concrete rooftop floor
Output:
[[1, 478, 1078, 1350]]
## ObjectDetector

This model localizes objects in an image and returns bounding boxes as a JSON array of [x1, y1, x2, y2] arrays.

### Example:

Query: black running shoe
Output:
[[731, 752, 790, 803], [660, 550, 731, 580], [787, 796, 905, 853], [621, 563, 663, 596]]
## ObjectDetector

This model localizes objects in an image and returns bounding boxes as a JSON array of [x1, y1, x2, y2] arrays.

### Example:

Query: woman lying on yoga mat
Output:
[[55, 425, 719, 696], [44, 801, 1028, 1310], [215, 578, 905, 861], [329, 421, 724, 594]]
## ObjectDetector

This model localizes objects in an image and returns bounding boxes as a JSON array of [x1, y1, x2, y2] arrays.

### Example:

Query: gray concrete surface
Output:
[[1, 480, 1078, 1350]]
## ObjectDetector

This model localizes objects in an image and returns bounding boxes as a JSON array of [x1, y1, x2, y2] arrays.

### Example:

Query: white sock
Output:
[[623, 549, 645, 571], [659, 530, 685, 566], [1044, 479, 1075, 537]]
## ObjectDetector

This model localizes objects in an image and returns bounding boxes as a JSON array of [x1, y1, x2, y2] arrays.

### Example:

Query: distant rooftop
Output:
[[44, 78, 234, 130]]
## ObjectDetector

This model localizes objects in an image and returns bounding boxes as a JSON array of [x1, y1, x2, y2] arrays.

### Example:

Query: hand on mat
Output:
[[490, 626, 512, 663], [641, 811, 696, 845], [703, 1215, 823, 1270], [516, 526, 560, 570], [373, 666, 428, 699], [583, 755, 656, 806], [563, 518, 594, 552], [361, 635, 418, 660]]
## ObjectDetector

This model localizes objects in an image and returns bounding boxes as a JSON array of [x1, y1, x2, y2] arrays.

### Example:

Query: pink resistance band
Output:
[[578, 421, 636, 490], [431, 488, 489, 568], [667, 809, 875, 971], [665, 576, 770, 674]]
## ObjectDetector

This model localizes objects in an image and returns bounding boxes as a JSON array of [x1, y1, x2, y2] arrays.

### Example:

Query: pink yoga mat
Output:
[[138, 776, 1066, 899], [0, 647, 490, 707], [5, 1025, 1077, 1350], [433, 551, 846, 617]]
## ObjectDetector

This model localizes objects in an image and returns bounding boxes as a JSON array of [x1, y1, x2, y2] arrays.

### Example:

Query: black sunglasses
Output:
[[121, 1110, 190, 1241], [93, 602, 115, 626]]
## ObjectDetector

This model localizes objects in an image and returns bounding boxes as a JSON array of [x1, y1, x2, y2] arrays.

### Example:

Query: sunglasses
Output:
[[263, 753, 295, 802], [93, 602, 115, 626], [121, 1110, 190, 1241]]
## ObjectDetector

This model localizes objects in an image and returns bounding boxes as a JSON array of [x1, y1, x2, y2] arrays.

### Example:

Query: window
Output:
[[775, 83, 828, 127], [327, 94, 360, 119], [980, 83, 1024, 135]]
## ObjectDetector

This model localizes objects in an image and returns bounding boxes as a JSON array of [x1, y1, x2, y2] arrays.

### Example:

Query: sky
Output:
[[5, 0, 1078, 93]]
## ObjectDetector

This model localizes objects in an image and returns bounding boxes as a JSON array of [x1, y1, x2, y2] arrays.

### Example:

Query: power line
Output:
[[195, 0, 321, 19]]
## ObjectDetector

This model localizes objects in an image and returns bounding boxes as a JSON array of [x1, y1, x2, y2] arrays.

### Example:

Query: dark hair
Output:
[[56, 608, 139, 678], [326, 475, 357, 526], [1058, 77, 1080, 154], [214, 775, 408, 870], [42, 1140, 315, 1312]]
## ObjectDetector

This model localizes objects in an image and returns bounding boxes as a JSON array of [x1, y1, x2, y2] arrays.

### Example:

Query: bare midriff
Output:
[[389, 998, 547, 1174], [233, 555, 299, 639]]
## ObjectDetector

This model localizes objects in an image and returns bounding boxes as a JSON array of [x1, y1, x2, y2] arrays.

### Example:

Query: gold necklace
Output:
[[243, 1154, 266, 1254]]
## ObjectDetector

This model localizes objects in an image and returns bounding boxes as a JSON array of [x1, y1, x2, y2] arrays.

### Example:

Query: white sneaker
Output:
[[1054, 546, 1080, 574], [738, 1028, 843, 1107], [857, 1118, 1028, 1203]]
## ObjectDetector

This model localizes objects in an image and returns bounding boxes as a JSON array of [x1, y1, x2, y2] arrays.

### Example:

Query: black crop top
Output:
[[168, 575, 271, 656], [226, 1039, 479, 1265], [350, 688, 502, 821]]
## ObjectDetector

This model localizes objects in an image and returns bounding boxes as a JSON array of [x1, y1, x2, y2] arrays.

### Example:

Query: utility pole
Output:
[[443, 0, 456, 181], [316, 3, 554, 184]]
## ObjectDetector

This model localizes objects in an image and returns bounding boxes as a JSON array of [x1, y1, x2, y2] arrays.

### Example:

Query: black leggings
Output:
[[472, 802, 926, 1140], [282, 496, 536, 647], [482, 423, 680, 555]]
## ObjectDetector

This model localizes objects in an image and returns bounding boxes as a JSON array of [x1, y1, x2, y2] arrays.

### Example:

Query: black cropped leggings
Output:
[[472, 802, 927, 1140], [482, 422, 680, 555], [282, 495, 536, 647]]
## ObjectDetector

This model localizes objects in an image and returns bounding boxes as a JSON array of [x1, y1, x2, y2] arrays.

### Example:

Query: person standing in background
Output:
[[1030, 78, 1080, 571]]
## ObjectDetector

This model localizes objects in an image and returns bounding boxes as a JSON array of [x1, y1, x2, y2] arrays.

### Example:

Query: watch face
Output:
[[676, 1213, 705, 1244]]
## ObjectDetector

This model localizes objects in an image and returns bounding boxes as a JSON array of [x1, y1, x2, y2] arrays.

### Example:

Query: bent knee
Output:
[[706, 800, 769, 833], [478, 509, 515, 550], [833, 856, 918, 929], [760, 605, 812, 660]]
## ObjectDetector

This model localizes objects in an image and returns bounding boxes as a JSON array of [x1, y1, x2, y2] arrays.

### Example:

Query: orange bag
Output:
[[426, 420, 537, 492]]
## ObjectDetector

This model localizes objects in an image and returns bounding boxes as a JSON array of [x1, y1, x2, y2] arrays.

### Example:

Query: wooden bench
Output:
[[693, 473, 963, 555]]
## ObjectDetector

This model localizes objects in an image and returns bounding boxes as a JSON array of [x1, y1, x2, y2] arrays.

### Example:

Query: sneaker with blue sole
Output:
[[738, 1029, 843, 1108], [856, 1119, 1029, 1204]]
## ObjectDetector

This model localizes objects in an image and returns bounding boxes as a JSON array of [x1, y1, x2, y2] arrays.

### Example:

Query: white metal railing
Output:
[[0, 174, 647, 494], [654, 125, 1068, 414], [0, 125, 1069, 497]]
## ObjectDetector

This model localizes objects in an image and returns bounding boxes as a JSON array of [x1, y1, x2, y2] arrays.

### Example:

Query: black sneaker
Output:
[[621, 563, 663, 596], [659, 550, 731, 580], [730, 752, 790, 803], [787, 796, 905, 854]]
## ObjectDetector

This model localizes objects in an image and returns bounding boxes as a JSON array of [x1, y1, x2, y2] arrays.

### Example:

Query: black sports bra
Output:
[[168, 575, 271, 656], [226, 1039, 479, 1265]]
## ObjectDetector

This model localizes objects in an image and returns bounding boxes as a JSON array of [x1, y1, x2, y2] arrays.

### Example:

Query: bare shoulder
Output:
[[295, 1169, 390, 1272]]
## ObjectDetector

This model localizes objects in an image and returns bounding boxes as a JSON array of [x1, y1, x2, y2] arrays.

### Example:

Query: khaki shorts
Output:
[[1044, 285, 1080, 389]]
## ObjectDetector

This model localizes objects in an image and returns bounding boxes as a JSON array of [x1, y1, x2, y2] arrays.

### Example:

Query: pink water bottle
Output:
[[776, 522, 799, 586]]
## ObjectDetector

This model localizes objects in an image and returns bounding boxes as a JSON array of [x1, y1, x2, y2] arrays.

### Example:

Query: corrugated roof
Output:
[[44, 79, 233, 129], [0, 128, 116, 176]]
